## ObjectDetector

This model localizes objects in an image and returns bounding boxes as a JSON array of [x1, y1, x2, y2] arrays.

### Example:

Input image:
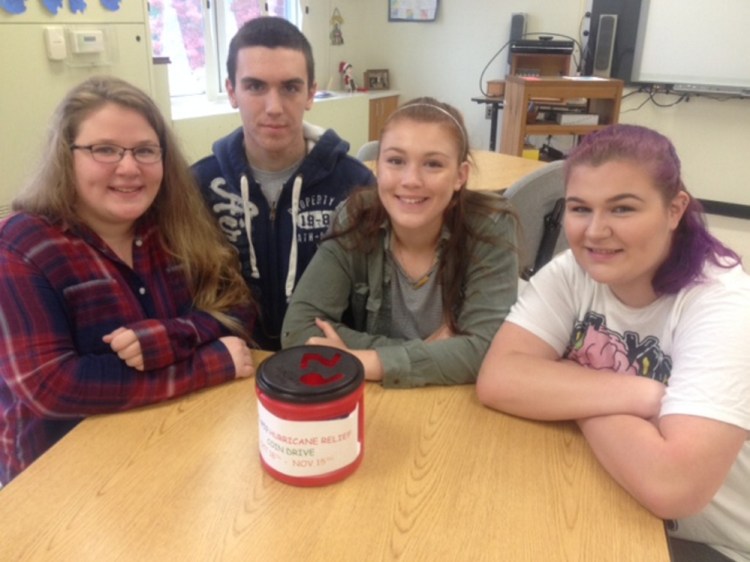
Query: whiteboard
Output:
[[632, 0, 750, 91]]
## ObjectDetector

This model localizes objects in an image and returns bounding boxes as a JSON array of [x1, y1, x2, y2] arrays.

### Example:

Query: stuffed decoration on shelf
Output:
[[339, 61, 357, 93]]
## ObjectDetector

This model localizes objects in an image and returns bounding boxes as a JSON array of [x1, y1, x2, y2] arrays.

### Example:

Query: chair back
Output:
[[356, 140, 380, 162], [504, 159, 568, 279]]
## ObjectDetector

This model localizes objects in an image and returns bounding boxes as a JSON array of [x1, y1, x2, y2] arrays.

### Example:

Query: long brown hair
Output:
[[329, 97, 517, 332], [12, 76, 253, 336]]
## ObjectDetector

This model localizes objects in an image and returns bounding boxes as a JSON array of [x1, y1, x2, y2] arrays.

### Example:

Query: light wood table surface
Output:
[[366, 150, 547, 192], [0, 351, 669, 561]]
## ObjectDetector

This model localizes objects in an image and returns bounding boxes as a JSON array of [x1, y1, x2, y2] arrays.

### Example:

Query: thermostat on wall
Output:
[[44, 26, 67, 61], [70, 30, 104, 54]]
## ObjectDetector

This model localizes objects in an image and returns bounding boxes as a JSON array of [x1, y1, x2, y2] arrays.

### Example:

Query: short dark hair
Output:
[[226, 16, 315, 89]]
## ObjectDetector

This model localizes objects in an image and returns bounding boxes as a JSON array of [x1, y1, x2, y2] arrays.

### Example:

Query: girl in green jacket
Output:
[[282, 97, 519, 387]]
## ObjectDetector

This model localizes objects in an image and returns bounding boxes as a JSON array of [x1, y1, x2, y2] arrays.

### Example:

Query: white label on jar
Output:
[[257, 400, 361, 477]]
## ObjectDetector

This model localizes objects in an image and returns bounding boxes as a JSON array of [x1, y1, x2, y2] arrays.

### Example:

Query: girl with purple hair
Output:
[[477, 124, 750, 561]]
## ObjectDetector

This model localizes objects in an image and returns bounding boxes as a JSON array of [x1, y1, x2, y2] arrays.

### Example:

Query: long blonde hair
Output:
[[13, 76, 253, 337]]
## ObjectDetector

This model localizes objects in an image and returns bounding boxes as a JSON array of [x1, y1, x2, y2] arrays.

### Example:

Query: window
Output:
[[149, 0, 301, 99]]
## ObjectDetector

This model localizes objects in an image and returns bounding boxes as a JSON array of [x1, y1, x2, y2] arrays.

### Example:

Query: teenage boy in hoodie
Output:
[[193, 17, 375, 350]]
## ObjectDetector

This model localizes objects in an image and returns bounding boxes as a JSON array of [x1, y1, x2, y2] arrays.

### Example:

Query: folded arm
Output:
[[476, 321, 665, 420], [477, 322, 748, 519], [283, 216, 519, 387], [579, 413, 747, 519], [0, 251, 240, 418], [103, 306, 247, 371]]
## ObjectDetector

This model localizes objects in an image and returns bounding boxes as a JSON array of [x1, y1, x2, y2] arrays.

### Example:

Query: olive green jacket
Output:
[[281, 203, 518, 388]]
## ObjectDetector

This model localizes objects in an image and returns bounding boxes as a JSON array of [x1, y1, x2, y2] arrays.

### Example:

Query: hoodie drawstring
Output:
[[285, 175, 303, 301], [241, 175, 260, 279]]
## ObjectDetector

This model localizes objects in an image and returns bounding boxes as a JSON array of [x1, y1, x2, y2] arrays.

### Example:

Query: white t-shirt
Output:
[[508, 250, 750, 561]]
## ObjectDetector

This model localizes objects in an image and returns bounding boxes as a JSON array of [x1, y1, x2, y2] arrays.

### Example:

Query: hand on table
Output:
[[306, 317, 349, 351], [306, 318, 384, 382], [220, 336, 255, 379]]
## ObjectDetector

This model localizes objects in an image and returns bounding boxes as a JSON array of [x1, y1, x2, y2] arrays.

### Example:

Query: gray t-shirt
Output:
[[388, 253, 443, 339], [252, 159, 303, 210]]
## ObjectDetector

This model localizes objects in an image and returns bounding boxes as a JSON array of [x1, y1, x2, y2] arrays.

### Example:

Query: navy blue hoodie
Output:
[[193, 124, 375, 350]]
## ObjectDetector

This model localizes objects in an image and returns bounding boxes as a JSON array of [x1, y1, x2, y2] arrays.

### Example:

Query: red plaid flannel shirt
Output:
[[0, 213, 253, 484]]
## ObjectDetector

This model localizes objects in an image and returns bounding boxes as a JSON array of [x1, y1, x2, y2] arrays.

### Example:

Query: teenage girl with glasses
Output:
[[0, 76, 255, 485]]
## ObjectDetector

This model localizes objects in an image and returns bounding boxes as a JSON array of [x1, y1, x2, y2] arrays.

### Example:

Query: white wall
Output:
[[342, 0, 750, 206], [352, 0, 589, 151], [2, 0, 749, 208], [618, 94, 750, 206], [0, 1, 154, 209]]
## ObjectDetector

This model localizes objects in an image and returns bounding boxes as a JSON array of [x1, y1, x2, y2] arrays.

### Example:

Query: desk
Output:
[[0, 352, 669, 560], [367, 150, 547, 192]]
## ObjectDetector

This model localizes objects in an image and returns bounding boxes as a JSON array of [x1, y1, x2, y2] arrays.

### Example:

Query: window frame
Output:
[[154, 0, 303, 102]]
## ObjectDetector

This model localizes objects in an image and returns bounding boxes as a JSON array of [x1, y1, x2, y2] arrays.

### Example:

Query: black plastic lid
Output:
[[256, 345, 364, 404]]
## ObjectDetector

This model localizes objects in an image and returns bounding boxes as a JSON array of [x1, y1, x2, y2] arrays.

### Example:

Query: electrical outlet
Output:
[[485, 105, 493, 120]]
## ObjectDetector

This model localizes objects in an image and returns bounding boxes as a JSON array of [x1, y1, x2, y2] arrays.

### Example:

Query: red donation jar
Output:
[[255, 345, 365, 486]]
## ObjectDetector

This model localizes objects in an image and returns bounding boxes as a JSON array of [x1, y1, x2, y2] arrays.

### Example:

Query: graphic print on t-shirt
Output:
[[565, 312, 672, 383]]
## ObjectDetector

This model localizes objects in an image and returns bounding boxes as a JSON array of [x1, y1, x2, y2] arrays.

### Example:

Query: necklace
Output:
[[411, 268, 435, 289], [391, 240, 439, 289]]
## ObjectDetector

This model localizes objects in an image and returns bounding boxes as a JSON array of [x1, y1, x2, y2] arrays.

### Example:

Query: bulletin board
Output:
[[388, 0, 439, 22]]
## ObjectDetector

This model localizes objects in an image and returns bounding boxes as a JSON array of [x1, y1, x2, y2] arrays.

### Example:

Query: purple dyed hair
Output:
[[563, 124, 740, 294]]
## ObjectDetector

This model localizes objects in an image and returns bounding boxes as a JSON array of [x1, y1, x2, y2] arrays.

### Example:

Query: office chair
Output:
[[503, 159, 568, 279], [356, 140, 380, 162]]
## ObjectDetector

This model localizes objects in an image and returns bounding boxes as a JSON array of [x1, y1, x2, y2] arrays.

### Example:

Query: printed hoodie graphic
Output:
[[192, 123, 375, 349]]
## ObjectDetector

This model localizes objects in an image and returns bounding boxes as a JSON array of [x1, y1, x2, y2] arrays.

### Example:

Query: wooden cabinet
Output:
[[369, 94, 399, 140], [499, 76, 623, 156]]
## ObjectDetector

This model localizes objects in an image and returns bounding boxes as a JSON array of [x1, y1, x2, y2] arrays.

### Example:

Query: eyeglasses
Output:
[[72, 143, 163, 164]]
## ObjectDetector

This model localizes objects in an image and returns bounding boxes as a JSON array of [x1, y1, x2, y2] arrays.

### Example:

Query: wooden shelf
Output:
[[510, 53, 571, 77], [524, 124, 612, 136], [499, 76, 624, 156]]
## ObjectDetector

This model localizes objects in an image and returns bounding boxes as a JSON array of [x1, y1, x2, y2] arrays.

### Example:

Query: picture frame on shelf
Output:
[[364, 69, 390, 90]]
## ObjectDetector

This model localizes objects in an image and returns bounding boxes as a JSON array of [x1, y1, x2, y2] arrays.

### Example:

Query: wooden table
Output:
[[366, 150, 547, 192], [0, 351, 669, 561]]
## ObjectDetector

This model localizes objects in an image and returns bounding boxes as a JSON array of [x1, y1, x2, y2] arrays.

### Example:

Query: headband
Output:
[[391, 103, 468, 154]]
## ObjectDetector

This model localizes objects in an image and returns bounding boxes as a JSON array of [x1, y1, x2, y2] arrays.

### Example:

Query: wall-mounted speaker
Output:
[[586, 0, 642, 82], [508, 12, 527, 62], [593, 14, 618, 77]]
